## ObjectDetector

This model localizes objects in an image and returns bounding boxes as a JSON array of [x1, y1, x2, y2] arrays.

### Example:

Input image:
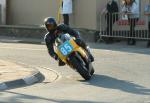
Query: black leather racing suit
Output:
[[44, 24, 87, 60]]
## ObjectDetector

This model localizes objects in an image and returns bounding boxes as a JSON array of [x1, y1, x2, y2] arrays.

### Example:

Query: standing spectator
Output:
[[144, 3, 150, 47], [61, 0, 73, 26], [103, 0, 119, 43], [122, 0, 139, 45]]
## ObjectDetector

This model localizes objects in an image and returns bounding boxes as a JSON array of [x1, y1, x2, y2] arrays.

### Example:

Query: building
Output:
[[0, 0, 149, 30]]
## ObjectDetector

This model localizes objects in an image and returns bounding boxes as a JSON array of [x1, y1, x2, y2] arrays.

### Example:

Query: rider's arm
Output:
[[44, 33, 58, 60]]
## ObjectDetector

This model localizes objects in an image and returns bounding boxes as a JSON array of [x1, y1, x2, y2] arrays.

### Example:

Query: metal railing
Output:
[[98, 12, 150, 42]]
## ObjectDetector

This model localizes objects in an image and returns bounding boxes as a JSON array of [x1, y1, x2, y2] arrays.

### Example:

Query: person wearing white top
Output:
[[122, 0, 139, 45], [61, 0, 73, 25]]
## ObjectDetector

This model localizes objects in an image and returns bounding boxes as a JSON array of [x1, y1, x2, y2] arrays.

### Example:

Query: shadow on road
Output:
[[84, 74, 150, 95], [1, 91, 106, 103]]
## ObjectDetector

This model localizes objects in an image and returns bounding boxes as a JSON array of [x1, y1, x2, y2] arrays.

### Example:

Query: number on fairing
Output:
[[59, 41, 74, 56], [64, 43, 72, 52], [60, 47, 68, 56]]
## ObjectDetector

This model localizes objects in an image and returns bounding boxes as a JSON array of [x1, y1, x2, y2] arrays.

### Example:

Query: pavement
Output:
[[0, 59, 44, 90], [0, 36, 45, 45], [0, 36, 63, 90], [0, 36, 44, 90]]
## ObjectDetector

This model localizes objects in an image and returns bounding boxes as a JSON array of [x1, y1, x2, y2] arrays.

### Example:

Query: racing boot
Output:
[[58, 59, 66, 66]]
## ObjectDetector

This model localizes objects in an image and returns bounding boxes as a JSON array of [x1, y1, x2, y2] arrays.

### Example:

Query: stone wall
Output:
[[0, 25, 96, 42]]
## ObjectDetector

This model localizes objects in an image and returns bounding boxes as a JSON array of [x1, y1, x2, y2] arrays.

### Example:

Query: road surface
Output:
[[0, 42, 150, 103]]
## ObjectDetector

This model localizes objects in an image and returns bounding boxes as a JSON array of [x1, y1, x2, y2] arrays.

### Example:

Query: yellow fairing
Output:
[[55, 39, 87, 64]]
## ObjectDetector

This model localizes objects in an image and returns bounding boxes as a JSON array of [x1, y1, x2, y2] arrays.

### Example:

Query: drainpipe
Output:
[[0, 4, 1, 24], [0, 0, 6, 24]]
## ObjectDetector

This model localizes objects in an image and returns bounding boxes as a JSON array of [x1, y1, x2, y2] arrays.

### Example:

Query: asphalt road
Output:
[[0, 42, 150, 103]]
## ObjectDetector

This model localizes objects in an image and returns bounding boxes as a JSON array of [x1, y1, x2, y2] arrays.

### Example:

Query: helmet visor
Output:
[[46, 24, 54, 31]]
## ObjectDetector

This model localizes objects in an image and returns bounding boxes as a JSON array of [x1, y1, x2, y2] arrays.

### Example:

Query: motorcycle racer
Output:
[[44, 17, 94, 66]]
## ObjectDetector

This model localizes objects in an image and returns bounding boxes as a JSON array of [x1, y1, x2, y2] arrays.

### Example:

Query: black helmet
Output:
[[44, 17, 57, 32]]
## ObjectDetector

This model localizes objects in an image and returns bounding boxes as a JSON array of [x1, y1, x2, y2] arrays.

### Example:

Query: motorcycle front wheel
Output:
[[70, 57, 91, 80]]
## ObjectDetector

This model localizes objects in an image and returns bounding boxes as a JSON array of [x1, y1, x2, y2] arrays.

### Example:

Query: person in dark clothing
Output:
[[44, 17, 94, 66], [104, 0, 119, 43], [144, 3, 150, 47], [63, 14, 69, 25], [148, 22, 150, 47]]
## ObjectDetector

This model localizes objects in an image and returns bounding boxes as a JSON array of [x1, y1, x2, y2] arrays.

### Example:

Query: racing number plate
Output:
[[59, 41, 74, 56]]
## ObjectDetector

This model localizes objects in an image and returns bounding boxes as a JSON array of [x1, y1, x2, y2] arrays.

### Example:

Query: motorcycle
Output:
[[54, 33, 94, 80]]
